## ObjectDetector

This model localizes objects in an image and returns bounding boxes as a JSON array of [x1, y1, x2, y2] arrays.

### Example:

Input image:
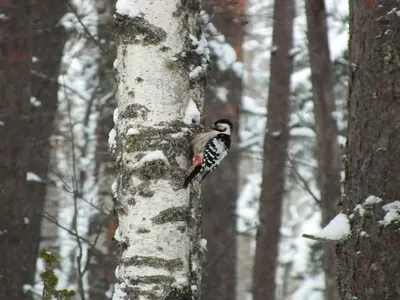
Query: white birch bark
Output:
[[112, 1, 206, 299]]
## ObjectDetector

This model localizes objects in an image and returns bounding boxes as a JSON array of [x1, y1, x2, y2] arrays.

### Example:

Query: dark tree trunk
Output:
[[251, 1, 294, 299], [337, 1, 400, 299], [88, 0, 118, 298], [0, 1, 66, 299], [305, 1, 341, 300], [201, 1, 244, 299]]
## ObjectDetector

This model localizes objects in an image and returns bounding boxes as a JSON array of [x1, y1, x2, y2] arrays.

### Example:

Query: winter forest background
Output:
[[2, 0, 400, 299]]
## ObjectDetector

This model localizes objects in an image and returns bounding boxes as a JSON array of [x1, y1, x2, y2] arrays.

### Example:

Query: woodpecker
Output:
[[183, 119, 233, 188]]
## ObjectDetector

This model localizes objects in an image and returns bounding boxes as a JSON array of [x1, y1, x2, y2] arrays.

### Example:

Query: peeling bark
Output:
[[252, 0, 294, 299], [112, 1, 205, 299], [337, 1, 400, 299]]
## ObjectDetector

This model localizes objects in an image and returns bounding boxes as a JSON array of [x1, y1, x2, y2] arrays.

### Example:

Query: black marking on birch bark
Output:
[[136, 227, 151, 234], [122, 255, 184, 272], [164, 285, 192, 300], [160, 46, 171, 52], [130, 275, 174, 286], [152, 206, 190, 224], [123, 121, 194, 186], [120, 103, 150, 119], [114, 14, 167, 45], [125, 287, 159, 299]]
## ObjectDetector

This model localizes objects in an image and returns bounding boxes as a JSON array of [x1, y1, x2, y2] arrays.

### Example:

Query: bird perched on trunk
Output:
[[183, 119, 232, 188]]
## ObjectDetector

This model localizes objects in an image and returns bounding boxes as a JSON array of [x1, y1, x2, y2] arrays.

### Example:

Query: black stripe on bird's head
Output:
[[211, 119, 233, 134]]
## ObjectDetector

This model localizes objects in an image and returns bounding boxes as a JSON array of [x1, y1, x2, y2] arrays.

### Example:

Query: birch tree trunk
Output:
[[336, 1, 400, 299], [252, 0, 294, 299], [305, 1, 341, 300], [112, 1, 206, 298]]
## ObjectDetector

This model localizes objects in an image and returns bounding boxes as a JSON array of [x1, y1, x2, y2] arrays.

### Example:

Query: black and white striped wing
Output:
[[200, 136, 230, 180]]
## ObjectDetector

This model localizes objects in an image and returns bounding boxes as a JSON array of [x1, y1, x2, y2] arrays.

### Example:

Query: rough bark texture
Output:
[[201, 1, 244, 300], [112, 1, 205, 299], [305, 1, 341, 300], [336, 1, 400, 299], [252, 1, 294, 299]]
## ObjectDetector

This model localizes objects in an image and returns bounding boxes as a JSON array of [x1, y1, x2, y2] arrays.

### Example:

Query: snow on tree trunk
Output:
[[112, 1, 206, 299], [305, 1, 341, 300], [252, 0, 294, 300], [336, 1, 400, 299]]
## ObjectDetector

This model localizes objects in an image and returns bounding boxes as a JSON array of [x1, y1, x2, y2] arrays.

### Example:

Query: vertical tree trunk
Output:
[[305, 1, 341, 300], [0, 3, 33, 299], [337, 2, 400, 299], [88, 0, 118, 298], [252, 1, 294, 299], [34, 0, 68, 261], [112, 1, 205, 298], [202, 1, 244, 300]]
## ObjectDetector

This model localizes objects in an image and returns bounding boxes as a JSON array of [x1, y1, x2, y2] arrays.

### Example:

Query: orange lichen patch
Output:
[[191, 154, 202, 168]]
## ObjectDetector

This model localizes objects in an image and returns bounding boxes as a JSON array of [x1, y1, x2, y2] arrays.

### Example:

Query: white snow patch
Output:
[[354, 204, 365, 217], [30, 96, 42, 107], [171, 276, 188, 288], [0, 13, 9, 21], [132, 150, 168, 169], [113, 59, 119, 69], [380, 201, 400, 226], [272, 131, 281, 137], [183, 99, 200, 125], [108, 128, 117, 150], [114, 226, 121, 242], [111, 181, 118, 196], [214, 86, 228, 102], [26, 172, 43, 182], [190, 34, 209, 56], [113, 107, 119, 124], [365, 195, 383, 205], [200, 238, 207, 251], [126, 128, 140, 136], [112, 282, 127, 300], [24, 217, 30, 225], [0, 120, 4, 126], [116, 0, 141, 18], [313, 213, 350, 240], [291, 127, 315, 138], [31, 56, 38, 63], [189, 65, 204, 79], [291, 273, 324, 300], [170, 132, 185, 139]]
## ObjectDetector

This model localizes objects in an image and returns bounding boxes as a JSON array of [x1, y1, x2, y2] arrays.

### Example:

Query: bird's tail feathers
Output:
[[183, 165, 202, 188]]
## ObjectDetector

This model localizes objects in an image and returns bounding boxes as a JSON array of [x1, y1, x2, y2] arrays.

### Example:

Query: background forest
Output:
[[2, 0, 400, 299]]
